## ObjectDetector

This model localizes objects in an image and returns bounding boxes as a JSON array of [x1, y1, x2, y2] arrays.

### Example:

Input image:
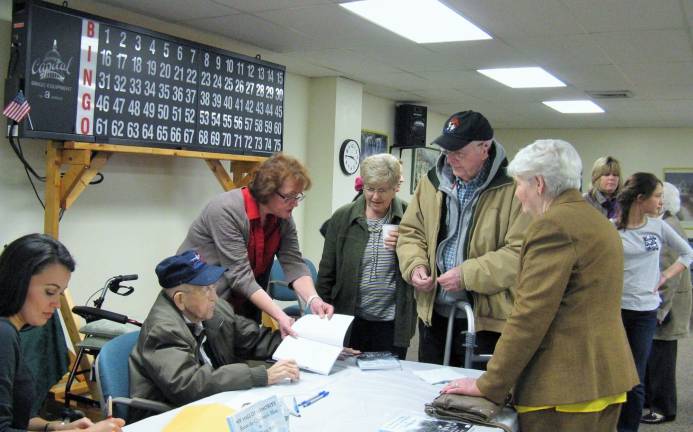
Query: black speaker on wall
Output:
[[394, 104, 427, 147]]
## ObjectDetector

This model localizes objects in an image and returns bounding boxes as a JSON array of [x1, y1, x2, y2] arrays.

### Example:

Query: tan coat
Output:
[[397, 162, 530, 332], [477, 190, 639, 406], [655, 213, 692, 340]]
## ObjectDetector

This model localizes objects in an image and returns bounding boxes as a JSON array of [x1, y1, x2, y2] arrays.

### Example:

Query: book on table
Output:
[[356, 351, 401, 370], [379, 414, 472, 432], [271, 313, 354, 375]]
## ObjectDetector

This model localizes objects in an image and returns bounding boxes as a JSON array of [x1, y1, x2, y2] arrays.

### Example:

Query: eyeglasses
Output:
[[364, 186, 394, 194], [442, 142, 485, 159], [276, 191, 305, 203]]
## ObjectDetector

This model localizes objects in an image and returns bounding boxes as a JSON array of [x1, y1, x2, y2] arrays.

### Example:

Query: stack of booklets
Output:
[[379, 414, 472, 432], [356, 351, 401, 370]]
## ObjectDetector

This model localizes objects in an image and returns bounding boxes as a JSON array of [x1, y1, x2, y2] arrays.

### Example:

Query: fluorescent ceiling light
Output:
[[340, 0, 491, 43], [543, 100, 605, 114], [477, 67, 566, 88]]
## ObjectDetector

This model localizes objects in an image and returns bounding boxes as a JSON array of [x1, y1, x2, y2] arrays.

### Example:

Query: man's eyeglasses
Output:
[[276, 191, 305, 203]]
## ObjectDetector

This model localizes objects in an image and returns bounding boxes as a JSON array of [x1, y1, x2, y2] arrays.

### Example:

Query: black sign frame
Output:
[[7, 0, 285, 156]]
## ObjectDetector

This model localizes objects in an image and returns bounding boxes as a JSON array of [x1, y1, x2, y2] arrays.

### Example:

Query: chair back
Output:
[[268, 259, 297, 301], [96, 330, 140, 420]]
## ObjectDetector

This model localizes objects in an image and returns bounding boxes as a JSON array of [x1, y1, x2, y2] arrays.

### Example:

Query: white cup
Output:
[[382, 224, 398, 249]]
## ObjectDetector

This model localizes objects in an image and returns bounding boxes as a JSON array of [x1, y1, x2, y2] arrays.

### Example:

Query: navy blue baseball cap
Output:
[[155, 250, 225, 289], [434, 111, 494, 151]]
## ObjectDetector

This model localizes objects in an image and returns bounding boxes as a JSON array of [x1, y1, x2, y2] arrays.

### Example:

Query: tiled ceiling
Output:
[[92, 0, 693, 129]]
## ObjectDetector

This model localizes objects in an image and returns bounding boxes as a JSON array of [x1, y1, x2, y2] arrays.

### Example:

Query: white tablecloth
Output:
[[123, 359, 517, 431]]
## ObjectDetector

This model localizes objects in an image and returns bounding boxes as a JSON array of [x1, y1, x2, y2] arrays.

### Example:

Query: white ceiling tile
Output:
[[187, 13, 313, 52], [93, 0, 240, 22], [505, 34, 612, 67], [557, 64, 631, 90], [213, 0, 334, 13], [620, 62, 693, 87], [446, 0, 585, 37], [562, 0, 683, 32], [591, 30, 693, 64], [255, 4, 414, 50]]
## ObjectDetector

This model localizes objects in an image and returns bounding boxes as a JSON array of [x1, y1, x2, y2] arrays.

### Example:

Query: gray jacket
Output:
[[129, 292, 281, 419], [655, 213, 692, 340], [179, 188, 309, 300]]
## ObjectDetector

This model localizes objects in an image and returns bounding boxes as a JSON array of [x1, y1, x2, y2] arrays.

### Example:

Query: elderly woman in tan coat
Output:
[[442, 139, 638, 432], [642, 182, 692, 424]]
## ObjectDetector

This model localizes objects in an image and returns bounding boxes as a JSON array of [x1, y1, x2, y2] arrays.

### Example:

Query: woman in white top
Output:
[[614, 172, 693, 432]]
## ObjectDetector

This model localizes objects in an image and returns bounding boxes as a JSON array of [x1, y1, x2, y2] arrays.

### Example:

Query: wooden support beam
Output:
[[62, 152, 111, 210], [64, 141, 266, 162], [231, 160, 257, 188], [44, 141, 266, 403], [205, 159, 234, 191], [44, 142, 62, 238]]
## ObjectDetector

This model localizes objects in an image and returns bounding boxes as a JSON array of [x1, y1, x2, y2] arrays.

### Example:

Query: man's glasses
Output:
[[276, 191, 305, 203]]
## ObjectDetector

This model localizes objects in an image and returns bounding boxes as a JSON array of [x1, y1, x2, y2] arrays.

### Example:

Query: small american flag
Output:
[[3, 90, 31, 123]]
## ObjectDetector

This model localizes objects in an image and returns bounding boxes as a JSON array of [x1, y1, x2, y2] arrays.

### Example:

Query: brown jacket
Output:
[[477, 190, 638, 405], [397, 151, 530, 332]]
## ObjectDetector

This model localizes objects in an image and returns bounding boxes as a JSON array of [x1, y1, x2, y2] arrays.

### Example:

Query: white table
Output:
[[123, 359, 517, 431]]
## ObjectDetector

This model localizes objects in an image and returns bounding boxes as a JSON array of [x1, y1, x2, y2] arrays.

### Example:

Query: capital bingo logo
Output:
[[31, 40, 73, 83]]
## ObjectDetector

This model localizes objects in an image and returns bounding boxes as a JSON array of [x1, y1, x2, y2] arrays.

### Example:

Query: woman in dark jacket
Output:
[[317, 154, 415, 359], [0, 234, 124, 432]]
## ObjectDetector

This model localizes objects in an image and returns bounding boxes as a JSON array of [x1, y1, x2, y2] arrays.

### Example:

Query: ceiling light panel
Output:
[[340, 0, 492, 43], [542, 100, 605, 113], [477, 67, 566, 88]]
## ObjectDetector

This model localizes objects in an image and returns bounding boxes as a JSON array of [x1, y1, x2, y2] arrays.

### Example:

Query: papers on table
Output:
[[412, 367, 470, 385], [272, 314, 354, 375]]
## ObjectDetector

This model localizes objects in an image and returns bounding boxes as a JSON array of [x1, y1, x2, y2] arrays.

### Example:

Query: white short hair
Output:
[[508, 139, 582, 199], [662, 182, 681, 215]]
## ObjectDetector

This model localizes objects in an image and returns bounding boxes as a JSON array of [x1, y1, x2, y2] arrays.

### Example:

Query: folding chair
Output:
[[95, 330, 171, 421]]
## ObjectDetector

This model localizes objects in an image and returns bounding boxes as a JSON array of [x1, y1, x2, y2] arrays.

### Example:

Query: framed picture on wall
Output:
[[663, 168, 693, 236], [361, 129, 388, 161], [411, 147, 441, 194]]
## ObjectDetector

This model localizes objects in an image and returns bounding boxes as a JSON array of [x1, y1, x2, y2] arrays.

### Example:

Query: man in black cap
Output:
[[129, 250, 299, 420], [397, 111, 530, 367]]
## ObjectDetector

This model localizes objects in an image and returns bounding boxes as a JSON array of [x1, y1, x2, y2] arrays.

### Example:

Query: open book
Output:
[[271, 314, 354, 375]]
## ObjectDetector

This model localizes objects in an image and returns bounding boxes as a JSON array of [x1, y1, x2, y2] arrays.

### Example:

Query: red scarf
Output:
[[242, 188, 281, 278]]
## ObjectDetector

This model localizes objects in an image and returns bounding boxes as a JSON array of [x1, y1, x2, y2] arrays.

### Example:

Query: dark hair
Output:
[[248, 153, 312, 204], [0, 234, 76, 317], [616, 172, 661, 230]]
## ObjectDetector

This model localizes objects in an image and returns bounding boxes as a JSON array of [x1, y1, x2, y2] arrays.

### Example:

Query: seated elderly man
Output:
[[129, 250, 299, 419]]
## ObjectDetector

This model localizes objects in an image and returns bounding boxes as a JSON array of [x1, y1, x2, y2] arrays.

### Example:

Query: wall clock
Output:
[[339, 139, 361, 175]]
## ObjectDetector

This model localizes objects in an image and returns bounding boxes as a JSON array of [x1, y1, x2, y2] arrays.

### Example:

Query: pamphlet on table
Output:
[[272, 313, 354, 375]]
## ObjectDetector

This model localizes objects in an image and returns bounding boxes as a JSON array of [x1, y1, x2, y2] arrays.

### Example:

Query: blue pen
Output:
[[298, 390, 329, 408]]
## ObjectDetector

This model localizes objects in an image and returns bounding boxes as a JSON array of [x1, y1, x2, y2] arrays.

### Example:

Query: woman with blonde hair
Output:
[[584, 156, 622, 219]]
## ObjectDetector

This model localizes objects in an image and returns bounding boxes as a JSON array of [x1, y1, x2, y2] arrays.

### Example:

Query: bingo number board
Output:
[[10, 0, 285, 155]]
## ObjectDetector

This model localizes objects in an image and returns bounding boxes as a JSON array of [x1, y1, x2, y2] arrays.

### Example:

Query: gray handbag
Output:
[[425, 393, 512, 432]]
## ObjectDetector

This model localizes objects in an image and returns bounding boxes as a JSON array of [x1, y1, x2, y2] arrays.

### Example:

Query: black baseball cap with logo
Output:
[[433, 111, 494, 151], [155, 250, 225, 289]]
